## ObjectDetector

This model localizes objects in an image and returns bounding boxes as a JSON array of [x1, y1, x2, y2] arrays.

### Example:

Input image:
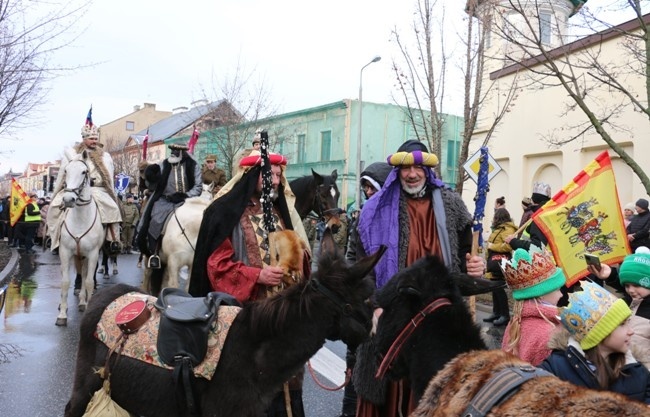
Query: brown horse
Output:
[[65, 230, 386, 417]]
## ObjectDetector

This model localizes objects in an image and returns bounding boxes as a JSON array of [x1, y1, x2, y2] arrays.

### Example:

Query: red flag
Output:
[[142, 127, 149, 160], [532, 151, 629, 286], [188, 125, 199, 154]]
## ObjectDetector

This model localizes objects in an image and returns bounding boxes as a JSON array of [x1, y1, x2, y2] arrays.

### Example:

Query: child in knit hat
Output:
[[619, 247, 650, 364], [540, 281, 650, 403], [500, 245, 566, 365]]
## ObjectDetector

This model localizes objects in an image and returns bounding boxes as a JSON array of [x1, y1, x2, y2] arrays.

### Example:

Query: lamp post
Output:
[[355, 55, 381, 211]]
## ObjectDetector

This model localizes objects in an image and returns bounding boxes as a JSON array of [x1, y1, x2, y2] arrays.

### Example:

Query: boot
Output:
[[110, 241, 122, 254], [482, 314, 499, 323], [492, 316, 510, 326]]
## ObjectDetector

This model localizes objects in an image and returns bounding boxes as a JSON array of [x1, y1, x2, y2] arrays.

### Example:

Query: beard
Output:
[[168, 154, 182, 164], [400, 179, 427, 197], [269, 188, 279, 201]]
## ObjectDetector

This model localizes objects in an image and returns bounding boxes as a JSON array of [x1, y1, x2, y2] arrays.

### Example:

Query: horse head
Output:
[[311, 228, 385, 346], [62, 150, 91, 208], [370, 255, 501, 399], [311, 168, 342, 232]]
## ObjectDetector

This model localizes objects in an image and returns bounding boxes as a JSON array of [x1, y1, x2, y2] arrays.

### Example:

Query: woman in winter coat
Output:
[[483, 208, 517, 326], [541, 281, 650, 404]]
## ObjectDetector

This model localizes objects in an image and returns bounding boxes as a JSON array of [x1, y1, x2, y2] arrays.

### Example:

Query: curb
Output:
[[0, 247, 20, 287]]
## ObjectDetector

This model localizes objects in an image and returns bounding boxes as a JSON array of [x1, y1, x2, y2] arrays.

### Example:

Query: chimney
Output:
[[191, 99, 209, 108], [172, 106, 188, 114], [133, 105, 141, 112], [144, 103, 156, 109]]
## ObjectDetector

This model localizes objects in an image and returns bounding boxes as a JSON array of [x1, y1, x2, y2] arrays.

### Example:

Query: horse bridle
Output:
[[314, 184, 339, 221], [309, 277, 369, 328], [62, 159, 92, 206], [375, 297, 452, 379]]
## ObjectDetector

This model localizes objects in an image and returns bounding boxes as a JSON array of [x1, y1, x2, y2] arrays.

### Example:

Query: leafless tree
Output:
[[485, 0, 650, 193], [392, 0, 518, 194], [0, 0, 90, 142], [198, 58, 281, 177]]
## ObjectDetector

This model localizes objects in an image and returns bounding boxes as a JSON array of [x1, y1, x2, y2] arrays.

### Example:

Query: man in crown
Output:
[[48, 115, 123, 254], [136, 143, 202, 268]]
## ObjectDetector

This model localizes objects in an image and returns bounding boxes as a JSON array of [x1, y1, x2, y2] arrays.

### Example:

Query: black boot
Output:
[[492, 316, 510, 326], [482, 314, 500, 323], [109, 241, 122, 254]]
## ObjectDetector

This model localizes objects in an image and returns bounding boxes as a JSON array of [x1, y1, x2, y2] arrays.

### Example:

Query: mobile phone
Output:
[[584, 254, 601, 270]]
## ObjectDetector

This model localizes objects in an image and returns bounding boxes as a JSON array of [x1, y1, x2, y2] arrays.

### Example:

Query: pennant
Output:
[[10, 178, 30, 227], [188, 125, 199, 154], [142, 127, 149, 160], [532, 151, 630, 286], [85, 106, 93, 127]]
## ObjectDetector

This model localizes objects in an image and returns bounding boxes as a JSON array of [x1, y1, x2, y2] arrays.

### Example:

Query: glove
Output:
[[167, 192, 187, 204]]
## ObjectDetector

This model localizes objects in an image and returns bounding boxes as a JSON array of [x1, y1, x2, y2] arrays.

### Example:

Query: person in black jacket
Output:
[[505, 182, 552, 252], [626, 198, 650, 251], [540, 281, 650, 404]]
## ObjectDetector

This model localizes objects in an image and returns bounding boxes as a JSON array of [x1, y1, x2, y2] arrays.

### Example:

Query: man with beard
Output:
[[48, 120, 122, 253], [137, 143, 202, 268], [350, 140, 486, 417], [189, 150, 310, 417]]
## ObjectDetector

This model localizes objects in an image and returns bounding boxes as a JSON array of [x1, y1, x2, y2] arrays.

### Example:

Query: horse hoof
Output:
[[113, 269, 118, 275], [103, 273, 109, 279], [55, 318, 67, 326], [79, 304, 86, 312], [73, 288, 80, 296]]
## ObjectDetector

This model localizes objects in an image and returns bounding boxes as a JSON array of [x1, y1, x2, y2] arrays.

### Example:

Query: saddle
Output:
[[154, 288, 241, 416]]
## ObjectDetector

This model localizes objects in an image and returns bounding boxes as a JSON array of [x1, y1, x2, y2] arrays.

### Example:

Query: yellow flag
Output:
[[10, 178, 30, 227], [532, 151, 629, 286]]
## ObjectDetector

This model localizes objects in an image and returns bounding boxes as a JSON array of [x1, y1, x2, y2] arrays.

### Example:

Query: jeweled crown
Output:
[[81, 123, 99, 139], [501, 245, 556, 290]]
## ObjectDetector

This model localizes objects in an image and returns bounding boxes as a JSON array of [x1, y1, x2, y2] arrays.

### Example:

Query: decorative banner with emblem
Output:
[[463, 148, 502, 184], [115, 173, 130, 195]]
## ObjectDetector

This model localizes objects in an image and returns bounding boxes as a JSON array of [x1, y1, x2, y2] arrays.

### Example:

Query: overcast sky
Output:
[[0, 0, 631, 173]]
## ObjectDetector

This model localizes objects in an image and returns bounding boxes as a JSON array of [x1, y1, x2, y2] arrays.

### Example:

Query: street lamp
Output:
[[355, 55, 381, 211]]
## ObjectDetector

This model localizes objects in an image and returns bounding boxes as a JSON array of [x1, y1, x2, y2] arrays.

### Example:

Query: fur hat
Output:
[[521, 197, 533, 207], [619, 247, 650, 289], [138, 161, 149, 170], [81, 123, 99, 139], [531, 182, 552, 205], [205, 154, 217, 162], [501, 245, 566, 300], [560, 281, 631, 350], [636, 198, 649, 211], [168, 143, 189, 151], [387, 140, 439, 167]]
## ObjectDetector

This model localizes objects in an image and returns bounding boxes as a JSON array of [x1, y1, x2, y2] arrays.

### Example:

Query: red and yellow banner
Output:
[[533, 151, 629, 286], [10, 178, 30, 226]]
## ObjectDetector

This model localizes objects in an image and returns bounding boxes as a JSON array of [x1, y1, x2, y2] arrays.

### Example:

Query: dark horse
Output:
[[290, 169, 341, 230], [65, 230, 386, 417]]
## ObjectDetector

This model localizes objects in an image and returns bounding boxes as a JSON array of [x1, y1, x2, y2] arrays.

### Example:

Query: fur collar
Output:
[[72, 143, 119, 203]]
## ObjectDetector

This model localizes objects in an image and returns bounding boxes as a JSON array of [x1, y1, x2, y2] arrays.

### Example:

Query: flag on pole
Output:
[[142, 127, 149, 159], [532, 151, 629, 286], [85, 106, 93, 127], [188, 125, 199, 154], [10, 178, 30, 227]]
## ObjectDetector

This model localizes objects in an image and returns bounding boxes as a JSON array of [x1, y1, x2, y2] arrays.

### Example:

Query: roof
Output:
[[130, 100, 224, 145]]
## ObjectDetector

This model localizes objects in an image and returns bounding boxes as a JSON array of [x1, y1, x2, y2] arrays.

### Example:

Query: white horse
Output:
[[56, 150, 105, 326], [142, 184, 212, 294]]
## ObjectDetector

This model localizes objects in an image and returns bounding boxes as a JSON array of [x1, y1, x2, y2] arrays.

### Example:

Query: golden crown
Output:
[[502, 246, 557, 290]]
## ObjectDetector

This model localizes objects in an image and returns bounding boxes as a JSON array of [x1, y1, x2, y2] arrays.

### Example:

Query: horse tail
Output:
[[74, 255, 82, 277]]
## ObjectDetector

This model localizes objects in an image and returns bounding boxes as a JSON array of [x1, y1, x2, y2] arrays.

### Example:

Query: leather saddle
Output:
[[154, 287, 241, 415], [154, 287, 240, 367]]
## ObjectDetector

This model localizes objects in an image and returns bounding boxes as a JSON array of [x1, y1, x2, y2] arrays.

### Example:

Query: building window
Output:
[[278, 137, 285, 155], [539, 11, 552, 45], [320, 130, 331, 161], [126, 121, 135, 131], [297, 134, 306, 163]]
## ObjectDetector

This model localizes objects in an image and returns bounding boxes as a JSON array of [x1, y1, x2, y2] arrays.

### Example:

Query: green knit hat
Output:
[[560, 281, 631, 350], [619, 248, 650, 289], [501, 245, 566, 300]]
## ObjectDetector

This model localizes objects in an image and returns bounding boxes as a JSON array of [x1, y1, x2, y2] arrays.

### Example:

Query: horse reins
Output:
[[375, 297, 452, 379], [314, 184, 339, 222], [62, 160, 98, 258], [307, 360, 351, 391], [172, 207, 195, 251]]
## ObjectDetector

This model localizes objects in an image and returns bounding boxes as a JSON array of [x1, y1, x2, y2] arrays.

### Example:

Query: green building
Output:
[[167, 99, 463, 210]]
